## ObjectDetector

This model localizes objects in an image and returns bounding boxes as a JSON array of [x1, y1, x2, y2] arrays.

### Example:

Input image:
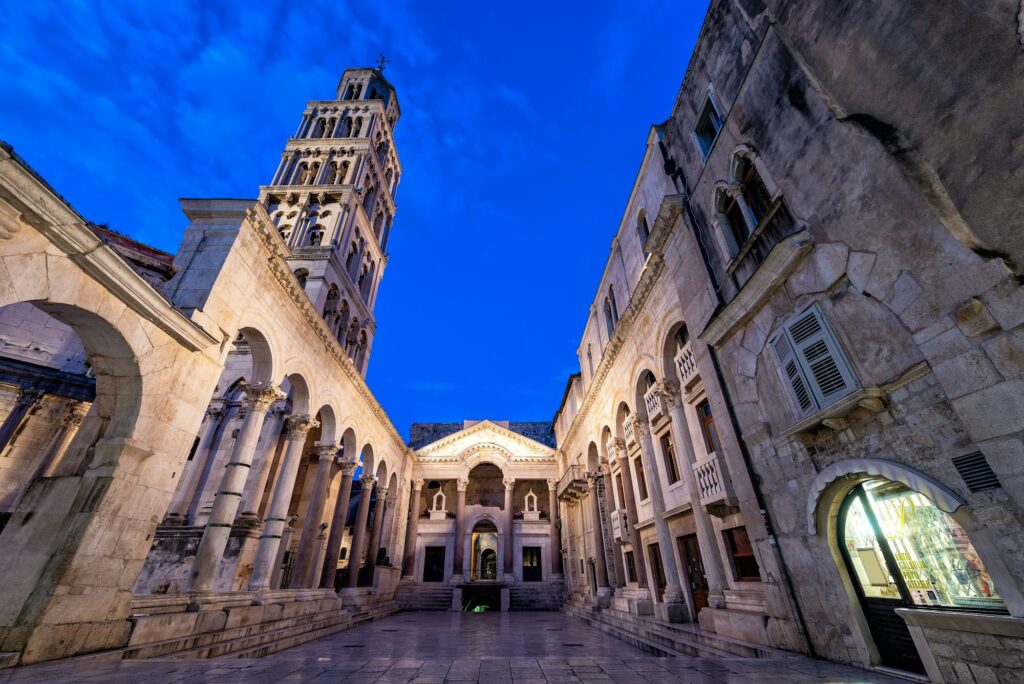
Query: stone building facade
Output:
[[554, 1, 1024, 681]]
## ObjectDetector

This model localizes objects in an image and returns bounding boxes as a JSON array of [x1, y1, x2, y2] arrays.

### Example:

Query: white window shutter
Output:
[[785, 305, 859, 409], [770, 329, 816, 417]]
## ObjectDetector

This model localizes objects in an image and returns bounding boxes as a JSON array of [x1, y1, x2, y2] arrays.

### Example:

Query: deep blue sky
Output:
[[0, 1, 709, 440]]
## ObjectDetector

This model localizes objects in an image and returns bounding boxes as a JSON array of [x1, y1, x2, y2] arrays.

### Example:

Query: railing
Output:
[[623, 419, 635, 445], [609, 508, 628, 543], [644, 385, 664, 421], [693, 453, 730, 507], [556, 464, 588, 501], [675, 343, 697, 388]]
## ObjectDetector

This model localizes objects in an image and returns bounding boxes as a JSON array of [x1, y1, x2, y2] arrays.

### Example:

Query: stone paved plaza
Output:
[[0, 613, 907, 683]]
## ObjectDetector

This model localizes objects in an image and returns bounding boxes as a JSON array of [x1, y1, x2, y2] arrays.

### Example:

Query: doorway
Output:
[[479, 548, 497, 580], [523, 546, 542, 582], [678, 534, 709, 612], [423, 546, 445, 582], [838, 478, 1005, 675], [648, 543, 667, 602]]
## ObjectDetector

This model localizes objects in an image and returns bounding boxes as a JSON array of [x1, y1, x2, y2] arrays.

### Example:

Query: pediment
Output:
[[415, 419, 556, 463]]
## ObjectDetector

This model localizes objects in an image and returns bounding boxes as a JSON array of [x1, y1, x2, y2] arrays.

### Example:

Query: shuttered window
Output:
[[770, 304, 858, 417]]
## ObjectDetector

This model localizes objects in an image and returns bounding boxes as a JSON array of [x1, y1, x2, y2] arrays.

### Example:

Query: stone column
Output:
[[401, 479, 423, 578], [247, 415, 318, 592], [0, 388, 43, 456], [631, 417, 686, 621], [365, 485, 388, 573], [345, 473, 376, 588], [32, 401, 88, 480], [502, 477, 515, 578], [291, 443, 339, 588], [663, 384, 728, 608], [320, 458, 359, 588], [586, 472, 611, 597], [610, 438, 648, 589], [452, 477, 468, 581], [237, 403, 287, 524], [190, 383, 283, 593], [602, 467, 626, 588], [547, 479, 562, 577], [165, 405, 224, 524]]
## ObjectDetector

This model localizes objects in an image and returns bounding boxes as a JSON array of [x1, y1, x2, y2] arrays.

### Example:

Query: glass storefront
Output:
[[841, 478, 1004, 611]]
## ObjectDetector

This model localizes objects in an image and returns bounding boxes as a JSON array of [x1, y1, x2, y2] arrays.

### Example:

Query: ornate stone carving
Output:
[[456, 477, 469, 491], [314, 443, 338, 461], [631, 419, 651, 440], [283, 414, 319, 438], [360, 472, 377, 486], [607, 438, 626, 459], [653, 379, 682, 409], [503, 478, 515, 490], [242, 382, 285, 412], [338, 459, 359, 476]]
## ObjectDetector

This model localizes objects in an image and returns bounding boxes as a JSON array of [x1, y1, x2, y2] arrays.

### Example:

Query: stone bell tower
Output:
[[259, 66, 402, 376]]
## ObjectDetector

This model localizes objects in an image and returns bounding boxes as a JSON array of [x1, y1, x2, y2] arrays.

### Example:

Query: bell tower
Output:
[[259, 66, 402, 376]]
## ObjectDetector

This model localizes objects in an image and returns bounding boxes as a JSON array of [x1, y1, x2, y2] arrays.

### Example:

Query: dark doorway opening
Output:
[[423, 546, 445, 582], [462, 585, 500, 612], [678, 534, 709, 612], [648, 543, 667, 602], [523, 546, 542, 582]]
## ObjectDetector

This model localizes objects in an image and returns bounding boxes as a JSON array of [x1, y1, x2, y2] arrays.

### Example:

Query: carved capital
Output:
[[653, 379, 682, 408], [456, 477, 469, 491], [14, 387, 44, 410], [726, 181, 743, 198], [411, 478, 424, 491], [283, 414, 319, 439], [360, 472, 377, 485], [205, 405, 226, 421], [607, 437, 626, 459], [503, 478, 516, 490], [338, 459, 359, 476], [632, 419, 651, 440], [546, 478, 558, 490], [242, 382, 285, 412], [314, 442, 338, 461]]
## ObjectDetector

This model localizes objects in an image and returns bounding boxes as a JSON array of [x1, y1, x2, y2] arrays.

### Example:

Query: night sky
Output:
[[0, 0, 710, 440]]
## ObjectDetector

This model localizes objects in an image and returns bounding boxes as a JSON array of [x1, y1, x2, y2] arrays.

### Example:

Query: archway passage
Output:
[[470, 518, 498, 581], [838, 478, 1005, 674]]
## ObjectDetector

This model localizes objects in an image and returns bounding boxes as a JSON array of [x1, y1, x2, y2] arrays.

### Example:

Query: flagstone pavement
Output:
[[0, 612, 910, 683]]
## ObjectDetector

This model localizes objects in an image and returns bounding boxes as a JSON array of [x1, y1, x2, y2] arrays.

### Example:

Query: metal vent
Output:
[[952, 452, 1000, 493]]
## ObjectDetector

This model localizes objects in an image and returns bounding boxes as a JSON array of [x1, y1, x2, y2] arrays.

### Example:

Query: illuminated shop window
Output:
[[840, 478, 1004, 611]]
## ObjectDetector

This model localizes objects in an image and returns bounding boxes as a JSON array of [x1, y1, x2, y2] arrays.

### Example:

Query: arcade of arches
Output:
[[2, 4, 1024, 681]]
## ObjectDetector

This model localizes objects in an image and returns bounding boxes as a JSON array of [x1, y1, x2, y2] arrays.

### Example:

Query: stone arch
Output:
[[658, 320, 690, 383], [359, 442, 375, 476], [235, 325, 275, 386], [614, 402, 632, 439], [374, 457, 388, 484], [600, 426, 613, 458], [459, 444, 513, 476], [587, 441, 600, 472], [281, 372, 311, 415], [339, 426, 357, 460], [314, 404, 338, 444], [806, 458, 966, 537], [633, 367, 658, 421]]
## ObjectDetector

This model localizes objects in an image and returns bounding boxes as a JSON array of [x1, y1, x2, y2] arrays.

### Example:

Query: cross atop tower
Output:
[[375, 53, 390, 72]]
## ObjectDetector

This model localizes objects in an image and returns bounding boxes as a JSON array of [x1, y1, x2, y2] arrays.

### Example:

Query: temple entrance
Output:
[[523, 546, 542, 582], [423, 546, 445, 582], [470, 519, 498, 581], [837, 477, 1005, 675]]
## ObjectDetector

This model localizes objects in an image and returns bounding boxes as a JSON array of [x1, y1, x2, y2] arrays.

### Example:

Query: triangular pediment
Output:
[[414, 419, 556, 463]]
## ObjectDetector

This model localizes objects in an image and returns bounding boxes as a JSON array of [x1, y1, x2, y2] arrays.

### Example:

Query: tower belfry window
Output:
[[694, 91, 724, 158]]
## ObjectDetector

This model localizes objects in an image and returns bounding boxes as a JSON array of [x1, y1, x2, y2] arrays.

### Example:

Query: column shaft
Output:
[[365, 486, 388, 573], [238, 405, 286, 522], [587, 475, 610, 590], [247, 415, 318, 592], [291, 448, 336, 587], [502, 479, 514, 577], [634, 419, 684, 602], [602, 469, 626, 588], [452, 482, 467, 579], [190, 384, 282, 593], [401, 481, 423, 577], [166, 406, 224, 523], [320, 463, 357, 588], [345, 475, 375, 588], [0, 388, 43, 456], [547, 482, 562, 576], [612, 439, 649, 588]]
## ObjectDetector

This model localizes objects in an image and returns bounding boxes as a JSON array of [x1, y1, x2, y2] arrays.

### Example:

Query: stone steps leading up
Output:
[[563, 600, 793, 660], [395, 583, 454, 611], [509, 583, 565, 611]]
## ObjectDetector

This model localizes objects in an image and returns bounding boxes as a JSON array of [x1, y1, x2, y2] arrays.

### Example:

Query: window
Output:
[[738, 158, 773, 227], [604, 298, 615, 337], [586, 345, 594, 378], [723, 526, 761, 581], [633, 456, 648, 501], [770, 304, 859, 417], [696, 400, 721, 455], [624, 550, 637, 583], [615, 472, 626, 509], [660, 433, 680, 484], [694, 93, 724, 158], [637, 211, 651, 255], [609, 285, 620, 325]]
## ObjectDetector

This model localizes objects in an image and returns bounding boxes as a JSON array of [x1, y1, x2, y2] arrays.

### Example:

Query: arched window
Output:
[[345, 241, 358, 272], [608, 285, 620, 325], [586, 345, 594, 378], [336, 300, 350, 342], [636, 210, 650, 253], [309, 225, 325, 246], [351, 117, 362, 137], [293, 269, 308, 289], [603, 298, 615, 338], [362, 184, 376, 214]]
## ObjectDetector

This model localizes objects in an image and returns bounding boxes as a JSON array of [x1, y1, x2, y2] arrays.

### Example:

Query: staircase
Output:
[[562, 599, 797, 660], [509, 582, 565, 610], [394, 582, 454, 611]]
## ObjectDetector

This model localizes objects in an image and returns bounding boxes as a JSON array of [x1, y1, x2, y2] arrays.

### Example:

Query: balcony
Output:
[[674, 343, 697, 388], [643, 385, 664, 421], [609, 508, 629, 544], [623, 419, 635, 446], [692, 453, 736, 514], [557, 465, 588, 502]]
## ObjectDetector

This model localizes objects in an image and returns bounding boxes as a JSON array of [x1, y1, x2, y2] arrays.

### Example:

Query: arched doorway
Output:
[[471, 519, 498, 581], [837, 477, 1005, 674]]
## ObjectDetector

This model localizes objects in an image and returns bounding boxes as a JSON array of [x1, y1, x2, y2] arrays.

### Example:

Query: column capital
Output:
[[456, 477, 469, 491], [62, 402, 90, 428], [377, 486, 389, 499], [411, 478, 425, 491], [360, 472, 377, 485], [283, 414, 319, 439], [14, 387, 44, 409], [653, 379, 682, 409], [632, 418, 651, 440], [503, 478, 515, 491], [205, 403, 226, 421], [338, 458, 359, 476], [607, 438, 626, 459], [242, 382, 286, 411], [546, 478, 558, 490], [313, 442, 338, 461]]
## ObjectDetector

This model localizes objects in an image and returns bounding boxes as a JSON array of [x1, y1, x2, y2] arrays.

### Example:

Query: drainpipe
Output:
[[657, 139, 815, 657]]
